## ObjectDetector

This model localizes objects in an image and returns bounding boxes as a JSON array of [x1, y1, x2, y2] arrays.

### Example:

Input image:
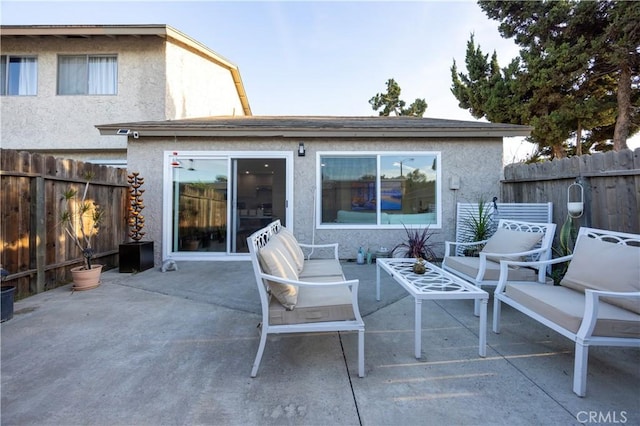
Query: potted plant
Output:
[[392, 224, 437, 262], [412, 257, 427, 274], [119, 173, 154, 272], [460, 197, 495, 256], [60, 173, 105, 290]]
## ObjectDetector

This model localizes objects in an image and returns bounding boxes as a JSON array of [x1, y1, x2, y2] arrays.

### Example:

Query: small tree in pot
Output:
[[460, 197, 494, 256], [60, 173, 105, 290]]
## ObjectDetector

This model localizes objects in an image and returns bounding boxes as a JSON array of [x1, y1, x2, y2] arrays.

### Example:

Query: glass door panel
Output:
[[232, 158, 286, 253], [171, 158, 228, 252]]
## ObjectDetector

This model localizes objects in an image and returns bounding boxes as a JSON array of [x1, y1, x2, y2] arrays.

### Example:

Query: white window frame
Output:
[[57, 54, 118, 95], [316, 151, 442, 229]]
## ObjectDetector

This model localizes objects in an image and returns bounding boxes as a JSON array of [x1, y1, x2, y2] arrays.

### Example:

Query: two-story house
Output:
[[0, 24, 251, 165]]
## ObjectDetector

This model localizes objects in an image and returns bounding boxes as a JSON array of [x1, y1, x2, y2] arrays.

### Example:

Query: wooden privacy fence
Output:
[[501, 148, 640, 239], [0, 149, 129, 299]]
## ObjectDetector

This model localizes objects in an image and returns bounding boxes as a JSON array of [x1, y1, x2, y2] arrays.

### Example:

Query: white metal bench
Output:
[[247, 220, 365, 378]]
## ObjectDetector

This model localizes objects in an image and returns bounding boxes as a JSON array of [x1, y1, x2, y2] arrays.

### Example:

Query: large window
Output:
[[319, 152, 440, 227], [0, 55, 37, 95], [57, 55, 117, 95]]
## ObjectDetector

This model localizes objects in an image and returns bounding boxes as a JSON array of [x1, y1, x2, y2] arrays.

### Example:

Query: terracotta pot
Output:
[[71, 265, 103, 291]]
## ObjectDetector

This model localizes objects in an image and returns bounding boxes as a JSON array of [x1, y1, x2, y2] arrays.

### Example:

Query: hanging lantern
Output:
[[567, 182, 584, 218]]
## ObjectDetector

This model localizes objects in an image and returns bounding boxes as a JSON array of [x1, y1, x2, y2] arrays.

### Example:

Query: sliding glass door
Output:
[[165, 152, 289, 257]]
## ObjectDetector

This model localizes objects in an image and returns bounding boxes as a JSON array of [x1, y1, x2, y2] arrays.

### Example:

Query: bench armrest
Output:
[[479, 245, 551, 263], [444, 239, 488, 256], [495, 255, 574, 292], [577, 290, 640, 341], [260, 272, 358, 289], [298, 242, 339, 260], [260, 272, 362, 319]]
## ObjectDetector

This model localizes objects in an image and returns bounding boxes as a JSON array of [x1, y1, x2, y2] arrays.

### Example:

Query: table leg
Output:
[[376, 262, 381, 301], [415, 298, 422, 359], [478, 297, 488, 357]]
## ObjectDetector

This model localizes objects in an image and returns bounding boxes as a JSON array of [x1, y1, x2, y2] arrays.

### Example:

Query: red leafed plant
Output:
[[392, 224, 437, 262]]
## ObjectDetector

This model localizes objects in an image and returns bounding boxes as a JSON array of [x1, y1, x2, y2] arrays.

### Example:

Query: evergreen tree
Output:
[[451, 0, 639, 159], [369, 79, 428, 117]]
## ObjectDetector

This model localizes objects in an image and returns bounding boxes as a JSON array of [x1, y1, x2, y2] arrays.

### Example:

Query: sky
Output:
[[2, 0, 637, 157]]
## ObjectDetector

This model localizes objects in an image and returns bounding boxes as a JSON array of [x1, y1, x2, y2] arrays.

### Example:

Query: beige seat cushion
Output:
[[275, 227, 305, 273], [561, 237, 640, 314], [299, 259, 345, 279], [481, 228, 543, 263], [269, 284, 355, 325], [444, 256, 538, 282], [505, 283, 640, 338], [258, 237, 299, 310]]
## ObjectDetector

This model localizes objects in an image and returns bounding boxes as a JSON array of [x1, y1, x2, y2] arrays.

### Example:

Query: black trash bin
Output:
[[1, 286, 15, 322]]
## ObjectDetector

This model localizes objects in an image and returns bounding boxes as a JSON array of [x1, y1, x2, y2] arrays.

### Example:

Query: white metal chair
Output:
[[442, 219, 556, 315], [492, 227, 640, 396]]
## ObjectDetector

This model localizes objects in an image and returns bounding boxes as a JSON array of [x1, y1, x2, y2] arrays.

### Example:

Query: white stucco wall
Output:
[[1, 35, 245, 161], [1, 36, 166, 157], [127, 136, 502, 263], [165, 42, 245, 118]]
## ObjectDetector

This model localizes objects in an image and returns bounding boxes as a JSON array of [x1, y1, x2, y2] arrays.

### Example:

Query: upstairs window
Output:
[[318, 152, 441, 227], [57, 55, 117, 95], [0, 55, 37, 96]]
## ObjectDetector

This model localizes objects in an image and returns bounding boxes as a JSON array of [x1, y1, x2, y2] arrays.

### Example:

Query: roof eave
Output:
[[96, 125, 532, 138], [1, 24, 252, 116]]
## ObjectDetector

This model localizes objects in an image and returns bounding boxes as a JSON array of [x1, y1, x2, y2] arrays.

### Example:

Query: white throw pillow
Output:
[[481, 228, 543, 263], [275, 227, 305, 273], [258, 238, 299, 310]]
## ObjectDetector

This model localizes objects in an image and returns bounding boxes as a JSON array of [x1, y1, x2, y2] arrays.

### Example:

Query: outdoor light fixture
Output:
[[171, 151, 181, 168], [117, 129, 139, 138], [298, 142, 306, 157], [567, 182, 584, 218]]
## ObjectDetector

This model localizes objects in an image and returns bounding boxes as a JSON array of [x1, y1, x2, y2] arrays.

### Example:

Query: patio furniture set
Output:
[[247, 219, 640, 397]]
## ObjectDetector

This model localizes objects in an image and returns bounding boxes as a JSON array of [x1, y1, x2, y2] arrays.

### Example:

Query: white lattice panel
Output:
[[455, 202, 553, 256]]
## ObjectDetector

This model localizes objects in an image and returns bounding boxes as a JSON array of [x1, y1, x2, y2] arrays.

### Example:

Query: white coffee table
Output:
[[376, 258, 488, 358]]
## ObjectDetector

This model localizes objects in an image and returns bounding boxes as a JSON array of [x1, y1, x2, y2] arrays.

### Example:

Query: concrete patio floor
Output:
[[2, 261, 639, 426]]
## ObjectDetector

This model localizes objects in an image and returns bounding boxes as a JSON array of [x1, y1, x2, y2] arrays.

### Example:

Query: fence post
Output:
[[31, 176, 46, 294]]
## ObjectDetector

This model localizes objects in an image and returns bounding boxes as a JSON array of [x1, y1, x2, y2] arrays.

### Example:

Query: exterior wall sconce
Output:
[[298, 142, 306, 157], [567, 182, 584, 218]]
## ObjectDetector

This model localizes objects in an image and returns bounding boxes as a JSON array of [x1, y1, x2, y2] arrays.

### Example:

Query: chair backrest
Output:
[[576, 227, 640, 247], [247, 220, 283, 322], [455, 202, 553, 255], [497, 219, 556, 262]]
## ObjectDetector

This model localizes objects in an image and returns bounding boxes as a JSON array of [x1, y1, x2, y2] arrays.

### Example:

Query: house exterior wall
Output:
[[1, 36, 167, 160], [1, 34, 245, 162], [165, 42, 245, 118], [127, 136, 502, 263]]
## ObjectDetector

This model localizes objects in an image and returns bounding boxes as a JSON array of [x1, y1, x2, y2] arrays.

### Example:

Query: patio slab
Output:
[[1, 261, 639, 425]]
